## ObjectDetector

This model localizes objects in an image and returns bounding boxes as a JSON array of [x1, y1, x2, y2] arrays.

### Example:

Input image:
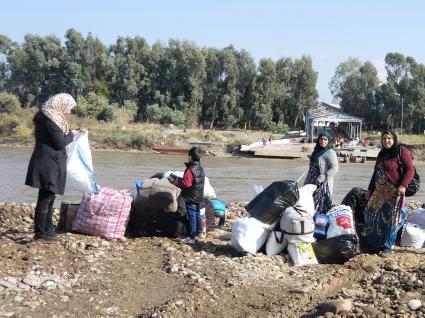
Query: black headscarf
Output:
[[310, 130, 334, 162], [378, 129, 400, 160]]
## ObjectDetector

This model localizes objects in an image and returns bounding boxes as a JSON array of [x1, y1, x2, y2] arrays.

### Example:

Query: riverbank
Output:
[[0, 201, 424, 317], [0, 121, 275, 157], [3, 113, 425, 159]]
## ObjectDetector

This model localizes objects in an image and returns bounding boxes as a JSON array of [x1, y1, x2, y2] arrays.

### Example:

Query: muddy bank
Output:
[[0, 202, 424, 317]]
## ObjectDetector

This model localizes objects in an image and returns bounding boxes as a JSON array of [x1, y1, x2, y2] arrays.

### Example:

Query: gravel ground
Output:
[[0, 201, 424, 318]]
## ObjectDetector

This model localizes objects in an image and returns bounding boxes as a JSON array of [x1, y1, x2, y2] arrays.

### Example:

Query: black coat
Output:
[[25, 113, 74, 195]]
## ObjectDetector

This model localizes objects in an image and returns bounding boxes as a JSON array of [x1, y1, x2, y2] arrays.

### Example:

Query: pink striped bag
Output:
[[72, 186, 133, 240]]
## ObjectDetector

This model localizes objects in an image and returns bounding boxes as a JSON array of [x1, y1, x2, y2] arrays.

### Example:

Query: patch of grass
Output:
[[398, 134, 425, 145], [363, 132, 425, 145]]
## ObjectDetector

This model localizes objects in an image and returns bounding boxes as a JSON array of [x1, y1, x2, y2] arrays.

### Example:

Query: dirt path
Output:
[[0, 203, 424, 318]]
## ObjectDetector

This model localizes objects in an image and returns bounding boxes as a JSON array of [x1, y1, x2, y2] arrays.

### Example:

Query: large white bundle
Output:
[[400, 223, 425, 248], [65, 132, 97, 193], [294, 184, 316, 216], [280, 207, 315, 243], [265, 231, 288, 256], [231, 216, 270, 254]]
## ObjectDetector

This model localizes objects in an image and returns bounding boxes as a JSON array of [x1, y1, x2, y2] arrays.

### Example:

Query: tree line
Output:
[[330, 53, 425, 134], [0, 29, 318, 132]]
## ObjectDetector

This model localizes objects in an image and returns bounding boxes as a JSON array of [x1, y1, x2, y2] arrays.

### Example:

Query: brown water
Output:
[[1, 146, 424, 205]]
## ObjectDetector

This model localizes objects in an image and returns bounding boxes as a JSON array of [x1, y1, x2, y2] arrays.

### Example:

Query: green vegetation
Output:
[[331, 54, 425, 134], [0, 30, 317, 131]]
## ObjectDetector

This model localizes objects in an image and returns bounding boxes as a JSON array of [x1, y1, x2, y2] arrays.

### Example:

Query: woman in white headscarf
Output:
[[25, 93, 86, 241]]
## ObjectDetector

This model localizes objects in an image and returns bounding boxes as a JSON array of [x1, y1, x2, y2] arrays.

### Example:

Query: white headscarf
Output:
[[41, 93, 76, 133]]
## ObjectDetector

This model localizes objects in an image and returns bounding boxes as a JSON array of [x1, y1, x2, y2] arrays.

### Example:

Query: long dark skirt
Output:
[[360, 169, 403, 253]]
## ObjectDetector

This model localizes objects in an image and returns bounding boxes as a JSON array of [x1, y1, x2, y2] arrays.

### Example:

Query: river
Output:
[[1, 146, 424, 206]]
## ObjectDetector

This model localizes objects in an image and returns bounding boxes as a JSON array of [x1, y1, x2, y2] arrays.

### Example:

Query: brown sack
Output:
[[134, 178, 181, 213]]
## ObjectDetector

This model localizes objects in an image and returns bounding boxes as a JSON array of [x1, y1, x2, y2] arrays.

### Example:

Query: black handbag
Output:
[[397, 147, 420, 197]]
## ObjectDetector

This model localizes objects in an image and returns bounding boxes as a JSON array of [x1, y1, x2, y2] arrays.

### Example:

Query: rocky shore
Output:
[[0, 202, 424, 318]]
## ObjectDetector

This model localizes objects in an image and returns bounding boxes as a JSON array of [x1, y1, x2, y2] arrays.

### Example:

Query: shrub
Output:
[[98, 104, 117, 122], [270, 122, 289, 134], [145, 104, 185, 126], [0, 114, 20, 135], [14, 123, 33, 138], [75, 92, 109, 119], [0, 92, 21, 114]]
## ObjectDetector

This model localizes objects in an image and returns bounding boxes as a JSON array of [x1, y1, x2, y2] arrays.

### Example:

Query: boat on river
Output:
[[152, 145, 213, 156]]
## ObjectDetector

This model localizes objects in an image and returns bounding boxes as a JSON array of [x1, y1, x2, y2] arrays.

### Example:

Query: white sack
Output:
[[66, 132, 97, 193], [400, 223, 425, 248], [408, 208, 425, 229], [326, 205, 356, 238], [231, 216, 270, 254], [294, 184, 317, 216], [287, 242, 318, 266], [265, 231, 288, 256]]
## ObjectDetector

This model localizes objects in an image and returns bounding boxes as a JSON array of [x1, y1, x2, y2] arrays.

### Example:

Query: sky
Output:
[[2, 0, 425, 102]]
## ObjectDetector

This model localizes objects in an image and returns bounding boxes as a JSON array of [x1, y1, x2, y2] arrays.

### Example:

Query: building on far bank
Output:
[[306, 102, 363, 143]]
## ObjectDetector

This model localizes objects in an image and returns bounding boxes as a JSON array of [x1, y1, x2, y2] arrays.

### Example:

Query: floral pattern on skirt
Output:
[[360, 164, 402, 253]]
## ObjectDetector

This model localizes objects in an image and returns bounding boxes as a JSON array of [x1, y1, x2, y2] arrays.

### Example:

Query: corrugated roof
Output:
[[308, 102, 363, 122]]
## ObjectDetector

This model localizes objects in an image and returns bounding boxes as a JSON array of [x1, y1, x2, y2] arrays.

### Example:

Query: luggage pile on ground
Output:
[[62, 137, 424, 262], [232, 181, 323, 266]]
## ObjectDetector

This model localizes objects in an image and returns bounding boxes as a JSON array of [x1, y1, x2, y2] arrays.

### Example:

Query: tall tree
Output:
[[251, 58, 276, 129], [273, 57, 293, 124], [288, 56, 318, 129], [217, 46, 241, 129], [8, 34, 66, 106]]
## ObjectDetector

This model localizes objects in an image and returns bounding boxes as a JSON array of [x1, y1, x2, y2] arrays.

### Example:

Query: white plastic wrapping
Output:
[[65, 132, 97, 193]]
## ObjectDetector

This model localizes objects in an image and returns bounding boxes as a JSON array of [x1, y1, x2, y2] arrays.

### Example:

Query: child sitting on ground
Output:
[[169, 147, 205, 244]]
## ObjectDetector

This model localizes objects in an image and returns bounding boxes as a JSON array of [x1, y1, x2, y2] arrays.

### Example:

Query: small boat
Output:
[[152, 146, 212, 156], [151, 146, 189, 155]]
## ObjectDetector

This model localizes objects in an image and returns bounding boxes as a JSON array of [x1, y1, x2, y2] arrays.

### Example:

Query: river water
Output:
[[1, 146, 424, 206]]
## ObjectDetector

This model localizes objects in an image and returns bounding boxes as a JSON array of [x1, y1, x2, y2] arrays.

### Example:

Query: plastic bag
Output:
[[253, 185, 264, 196], [326, 205, 356, 238], [247, 180, 299, 225], [231, 216, 270, 254], [294, 184, 317, 216], [408, 208, 425, 228], [66, 132, 97, 193], [287, 242, 318, 266], [341, 187, 368, 226], [312, 234, 359, 264], [400, 223, 425, 248]]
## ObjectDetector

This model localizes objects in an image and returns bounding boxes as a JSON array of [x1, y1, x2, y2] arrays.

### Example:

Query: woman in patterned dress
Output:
[[360, 129, 414, 256]]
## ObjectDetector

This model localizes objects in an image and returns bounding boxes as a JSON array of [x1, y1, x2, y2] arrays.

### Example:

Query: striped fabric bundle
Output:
[[72, 186, 133, 240]]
